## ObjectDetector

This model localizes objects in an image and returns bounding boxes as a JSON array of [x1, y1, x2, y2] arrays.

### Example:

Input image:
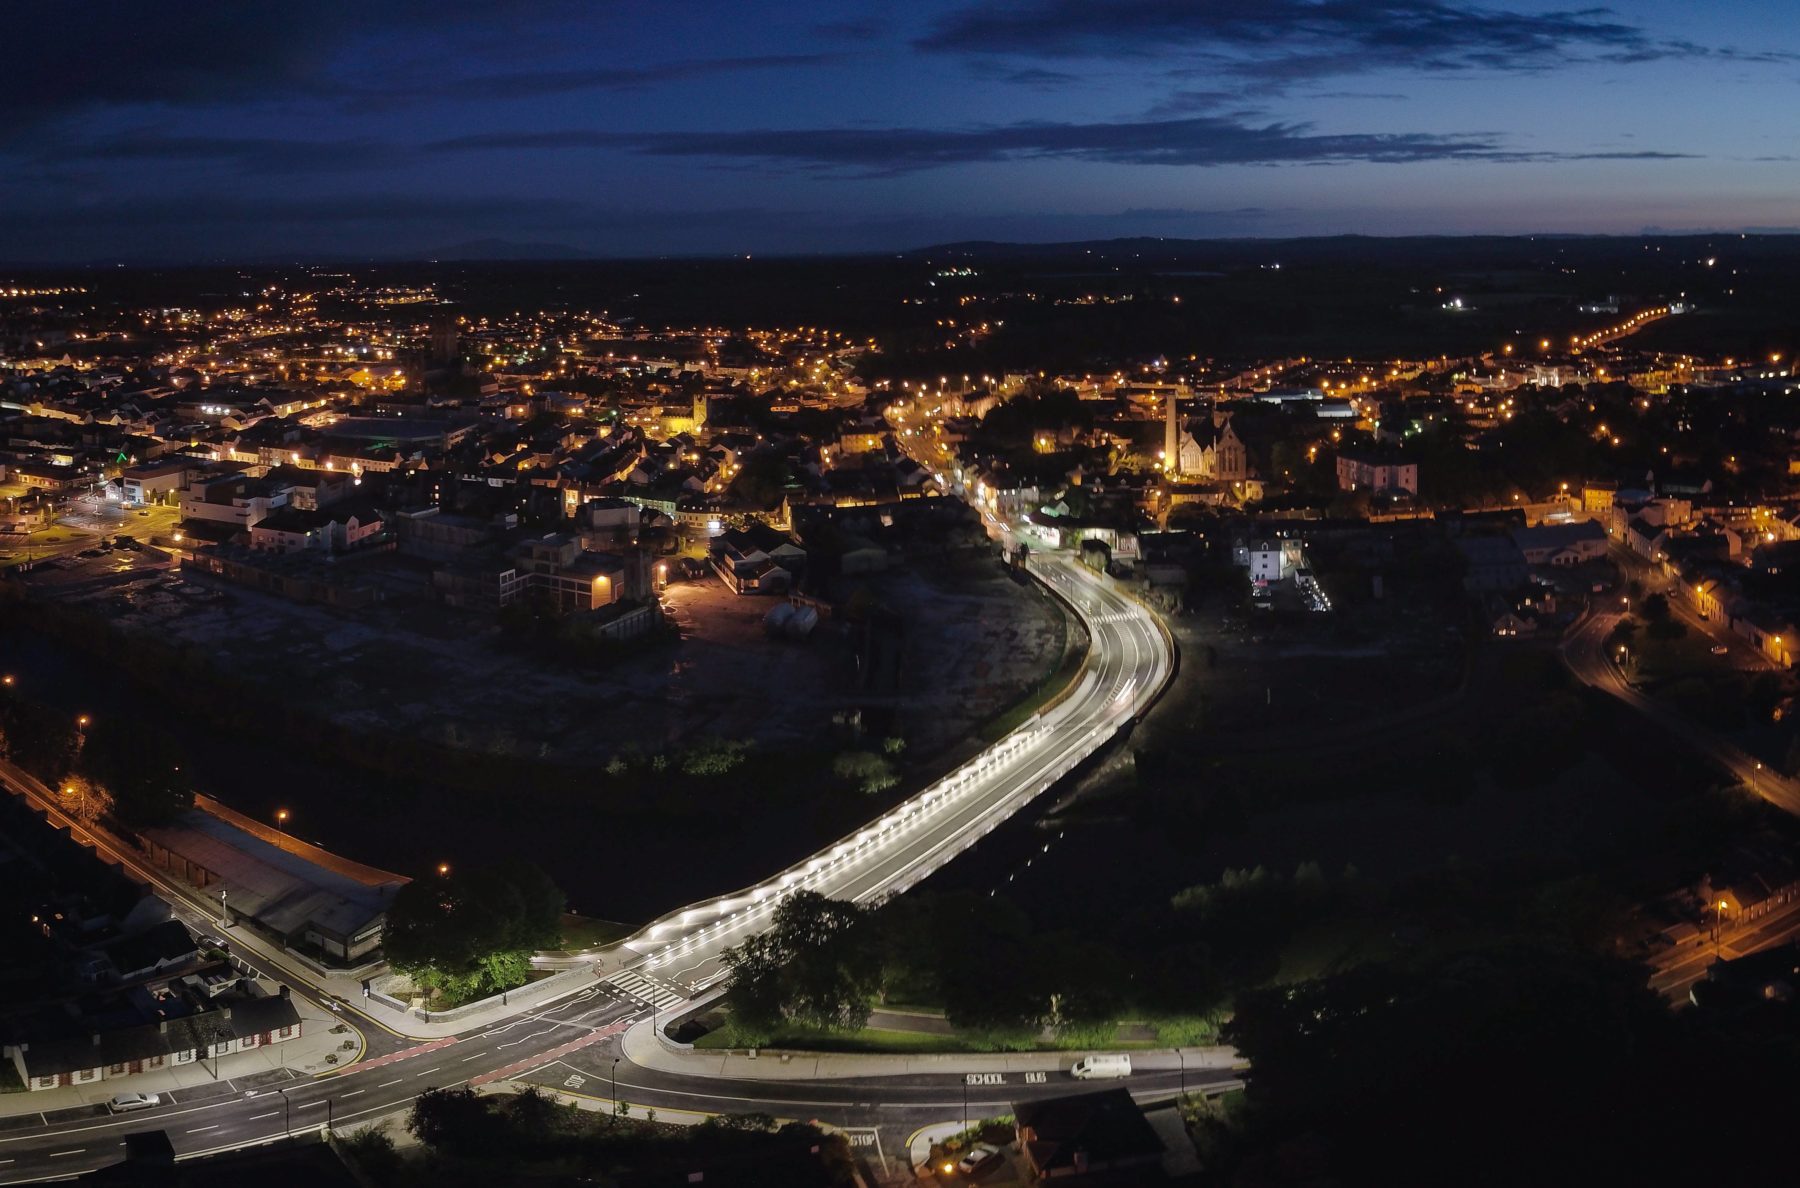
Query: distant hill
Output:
[[413, 238, 592, 261]]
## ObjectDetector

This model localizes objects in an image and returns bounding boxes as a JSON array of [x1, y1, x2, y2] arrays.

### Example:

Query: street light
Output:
[[612, 1057, 620, 1114], [437, 862, 451, 877], [273, 1085, 292, 1138], [275, 808, 289, 832]]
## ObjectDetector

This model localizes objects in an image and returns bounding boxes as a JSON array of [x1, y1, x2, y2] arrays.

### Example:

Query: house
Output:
[[1234, 537, 1302, 584], [118, 461, 192, 506], [712, 525, 807, 594], [1336, 448, 1419, 495], [1695, 941, 1800, 1007], [1455, 535, 1528, 593], [1512, 520, 1609, 566], [1492, 609, 1539, 638], [97, 920, 200, 983], [1013, 1088, 1167, 1181], [7, 984, 302, 1092], [247, 504, 384, 555]]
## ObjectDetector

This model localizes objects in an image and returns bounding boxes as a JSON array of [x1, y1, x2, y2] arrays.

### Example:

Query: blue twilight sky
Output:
[[1, 0, 1795, 261]]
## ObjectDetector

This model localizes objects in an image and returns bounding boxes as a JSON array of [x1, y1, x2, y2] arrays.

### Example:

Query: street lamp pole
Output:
[[1176, 1047, 1187, 1098], [612, 1057, 620, 1115], [962, 1076, 969, 1131], [274, 1086, 292, 1138]]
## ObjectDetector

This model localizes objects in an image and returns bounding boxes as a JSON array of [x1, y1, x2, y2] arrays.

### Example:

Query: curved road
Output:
[[0, 549, 1179, 1182], [1560, 609, 1800, 813]]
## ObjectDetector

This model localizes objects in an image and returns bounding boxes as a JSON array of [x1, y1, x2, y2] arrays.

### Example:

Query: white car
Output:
[[956, 1143, 1002, 1178], [108, 1092, 161, 1112]]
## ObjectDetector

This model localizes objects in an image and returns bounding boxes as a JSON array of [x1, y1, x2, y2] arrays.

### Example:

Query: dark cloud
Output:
[[430, 114, 1692, 174], [0, 0, 588, 129], [998, 67, 1086, 88], [917, 1, 1740, 83], [44, 134, 395, 174], [364, 55, 839, 103]]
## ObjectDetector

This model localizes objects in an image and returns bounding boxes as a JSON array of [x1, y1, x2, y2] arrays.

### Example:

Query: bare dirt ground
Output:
[[36, 554, 1070, 766]]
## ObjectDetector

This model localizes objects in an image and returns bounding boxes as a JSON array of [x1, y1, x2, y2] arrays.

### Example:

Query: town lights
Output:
[[437, 863, 451, 877]]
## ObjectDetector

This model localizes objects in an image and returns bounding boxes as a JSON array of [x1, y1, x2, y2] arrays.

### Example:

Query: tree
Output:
[[1642, 592, 1670, 623], [0, 696, 82, 785], [385, 861, 566, 999], [79, 717, 191, 827], [1220, 943, 1800, 1186], [408, 1088, 496, 1155], [833, 750, 899, 794], [724, 892, 883, 1033]]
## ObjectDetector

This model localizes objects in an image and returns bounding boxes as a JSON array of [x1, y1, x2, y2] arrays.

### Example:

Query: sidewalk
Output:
[[0, 999, 356, 1118], [620, 1017, 1242, 1082]]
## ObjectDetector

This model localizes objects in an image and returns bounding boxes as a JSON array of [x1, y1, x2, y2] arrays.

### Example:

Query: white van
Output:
[[1070, 1054, 1131, 1080]]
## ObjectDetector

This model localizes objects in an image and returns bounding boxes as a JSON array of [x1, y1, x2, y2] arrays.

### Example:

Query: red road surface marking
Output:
[[471, 1020, 629, 1086], [356, 1036, 458, 1073]]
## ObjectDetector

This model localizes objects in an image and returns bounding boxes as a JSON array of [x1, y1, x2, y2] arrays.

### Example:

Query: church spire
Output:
[[1163, 392, 1180, 478]]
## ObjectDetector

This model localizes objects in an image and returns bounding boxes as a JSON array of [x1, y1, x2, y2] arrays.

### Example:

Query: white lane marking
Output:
[[186, 1125, 219, 1134], [378, 1079, 403, 1088], [460, 1054, 484, 1062], [248, 1111, 279, 1120], [341, 1090, 364, 1098], [412, 1067, 443, 1077], [298, 1101, 325, 1110], [48, 1149, 86, 1157]]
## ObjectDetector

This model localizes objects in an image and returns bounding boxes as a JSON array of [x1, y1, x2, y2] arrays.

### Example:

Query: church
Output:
[[1163, 397, 1250, 483]]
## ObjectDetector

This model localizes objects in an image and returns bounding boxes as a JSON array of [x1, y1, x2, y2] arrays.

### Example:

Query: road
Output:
[[1559, 609, 1800, 815], [0, 510, 1181, 1181], [0, 978, 1235, 1184], [609, 551, 1173, 995]]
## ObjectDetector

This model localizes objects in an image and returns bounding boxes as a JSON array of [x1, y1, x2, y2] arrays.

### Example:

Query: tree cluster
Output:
[[384, 860, 565, 1003], [720, 886, 1269, 1048], [0, 691, 192, 827], [1214, 942, 1800, 1186], [400, 1088, 853, 1186]]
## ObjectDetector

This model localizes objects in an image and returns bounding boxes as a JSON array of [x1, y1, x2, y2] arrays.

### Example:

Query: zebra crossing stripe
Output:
[[604, 971, 686, 1010]]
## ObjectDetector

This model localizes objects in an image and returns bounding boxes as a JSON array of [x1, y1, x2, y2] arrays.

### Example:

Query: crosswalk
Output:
[[602, 969, 687, 1011]]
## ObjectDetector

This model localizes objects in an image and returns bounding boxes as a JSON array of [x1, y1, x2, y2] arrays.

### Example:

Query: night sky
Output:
[[2, 1, 1793, 262]]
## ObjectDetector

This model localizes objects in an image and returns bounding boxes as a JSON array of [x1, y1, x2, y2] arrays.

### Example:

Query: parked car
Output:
[[956, 1144, 1002, 1178], [108, 1093, 161, 1112], [1711, 645, 1729, 655], [138, 509, 152, 517]]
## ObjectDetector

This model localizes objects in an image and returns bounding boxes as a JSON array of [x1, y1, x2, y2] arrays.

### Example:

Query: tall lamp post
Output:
[[274, 1086, 292, 1138], [1176, 1047, 1187, 1098], [611, 1057, 621, 1115]]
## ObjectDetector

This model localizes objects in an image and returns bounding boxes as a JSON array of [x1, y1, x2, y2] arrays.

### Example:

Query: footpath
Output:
[[619, 1017, 1243, 1083]]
